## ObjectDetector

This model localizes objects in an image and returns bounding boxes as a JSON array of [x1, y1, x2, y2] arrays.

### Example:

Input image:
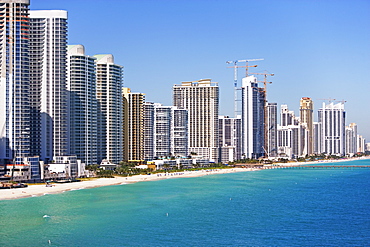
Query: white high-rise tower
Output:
[[29, 10, 68, 162], [95, 54, 123, 164], [241, 76, 265, 159], [318, 102, 346, 156], [0, 0, 31, 161], [67, 45, 98, 165]]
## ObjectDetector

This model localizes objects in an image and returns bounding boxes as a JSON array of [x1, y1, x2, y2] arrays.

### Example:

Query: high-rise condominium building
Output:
[[67, 45, 98, 165], [266, 103, 277, 157], [313, 122, 322, 154], [143, 102, 155, 161], [143, 103, 188, 160], [318, 102, 346, 156], [300, 97, 313, 155], [122, 88, 145, 161], [241, 76, 265, 159], [173, 79, 219, 162], [345, 123, 357, 155], [154, 104, 188, 159], [218, 116, 241, 163], [29, 10, 68, 162], [95, 54, 123, 164], [0, 0, 31, 161]]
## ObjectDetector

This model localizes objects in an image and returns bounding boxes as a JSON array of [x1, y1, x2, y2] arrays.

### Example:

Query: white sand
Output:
[[0, 168, 255, 201], [2, 156, 368, 201]]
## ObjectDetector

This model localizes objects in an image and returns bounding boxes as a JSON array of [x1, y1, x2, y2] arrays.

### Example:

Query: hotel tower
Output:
[[173, 79, 219, 162], [0, 0, 31, 161]]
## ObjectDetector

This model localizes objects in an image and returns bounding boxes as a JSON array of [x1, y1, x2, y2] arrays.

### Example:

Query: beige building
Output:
[[122, 88, 145, 161], [173, 79, 219, 162], [300, 97, 314, 155]]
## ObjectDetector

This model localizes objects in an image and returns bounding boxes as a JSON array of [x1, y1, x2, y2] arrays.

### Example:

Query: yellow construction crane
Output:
[[249, 71, 274, 159], [250, 72, 274, 93]]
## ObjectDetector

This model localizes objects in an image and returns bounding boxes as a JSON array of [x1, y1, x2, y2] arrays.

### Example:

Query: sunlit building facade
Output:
[[95, 54, 123, 164], [241, 76, 265, 159], [29, 10, 68, 162], [67, 45, 98, 165], [173, 79, 219, 162], [318, 102, 346, 156]]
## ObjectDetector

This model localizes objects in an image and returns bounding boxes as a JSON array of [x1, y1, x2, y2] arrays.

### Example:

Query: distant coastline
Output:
[[1, 156, 369, 201]]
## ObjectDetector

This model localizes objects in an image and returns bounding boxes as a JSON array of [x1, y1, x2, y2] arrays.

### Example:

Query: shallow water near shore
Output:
[[1, 159, 370, 246]]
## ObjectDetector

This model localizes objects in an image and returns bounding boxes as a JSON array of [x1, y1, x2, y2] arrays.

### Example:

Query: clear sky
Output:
[[31, 0, 370, 140]]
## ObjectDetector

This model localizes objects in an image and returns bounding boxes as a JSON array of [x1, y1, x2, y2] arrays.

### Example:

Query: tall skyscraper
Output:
[[143, 102, 155, 161], [318, 102, 346, 156], [95, 54, 123, 164], [218, 116, 242, 163], [266, 103, 277, 157], [122, 88, 145, 161], [67, 45, 98, 165], [173, 79, 219, 162], [29, 10, 68, 162], [241, 76, 265, 159], [0, 0, 31, 161], [300, 97, 313, 155]]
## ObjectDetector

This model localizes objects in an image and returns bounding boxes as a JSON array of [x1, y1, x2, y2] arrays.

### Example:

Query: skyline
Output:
[[31, 0, 370, 140]]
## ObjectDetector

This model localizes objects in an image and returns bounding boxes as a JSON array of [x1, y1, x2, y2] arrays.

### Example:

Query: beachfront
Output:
[[2, 156, 369, 201], [0, 168, 255, 200]]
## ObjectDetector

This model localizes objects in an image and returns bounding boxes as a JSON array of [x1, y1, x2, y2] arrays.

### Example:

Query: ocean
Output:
[[1, 159, 370, 246]]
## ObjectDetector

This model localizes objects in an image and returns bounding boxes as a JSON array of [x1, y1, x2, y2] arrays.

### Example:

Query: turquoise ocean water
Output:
[[1, 159, 370, 246]]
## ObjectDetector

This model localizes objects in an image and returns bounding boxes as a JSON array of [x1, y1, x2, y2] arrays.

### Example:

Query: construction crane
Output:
[[318, 98, 336, 103], [250, 71, 274, 159], [226, 59, 264, 117], [250, 72, 274, 93]]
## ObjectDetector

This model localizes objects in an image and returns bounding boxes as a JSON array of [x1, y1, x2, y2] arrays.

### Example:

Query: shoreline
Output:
[[0, 168, 256, 201], [1, 156, 369, 201]]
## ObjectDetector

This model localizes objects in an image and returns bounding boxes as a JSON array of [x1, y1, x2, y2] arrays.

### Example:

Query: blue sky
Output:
[[32, 0, 370, 140]]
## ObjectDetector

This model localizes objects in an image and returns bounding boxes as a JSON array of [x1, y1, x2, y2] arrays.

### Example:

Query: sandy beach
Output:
[[2, 156, 369, 201], [0, 168, 255, 201]]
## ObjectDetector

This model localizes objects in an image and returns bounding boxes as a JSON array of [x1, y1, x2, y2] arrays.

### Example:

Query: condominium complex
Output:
[[173, 79, 219, 162], [67, 45, 98, 165], [0, 0, 31, 161], [95, 54, 123, 164], [241, 76, 265, 159], [122, 88, 145, 161], [300, 97, 314, 155], [318, 102, 346, 156]]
